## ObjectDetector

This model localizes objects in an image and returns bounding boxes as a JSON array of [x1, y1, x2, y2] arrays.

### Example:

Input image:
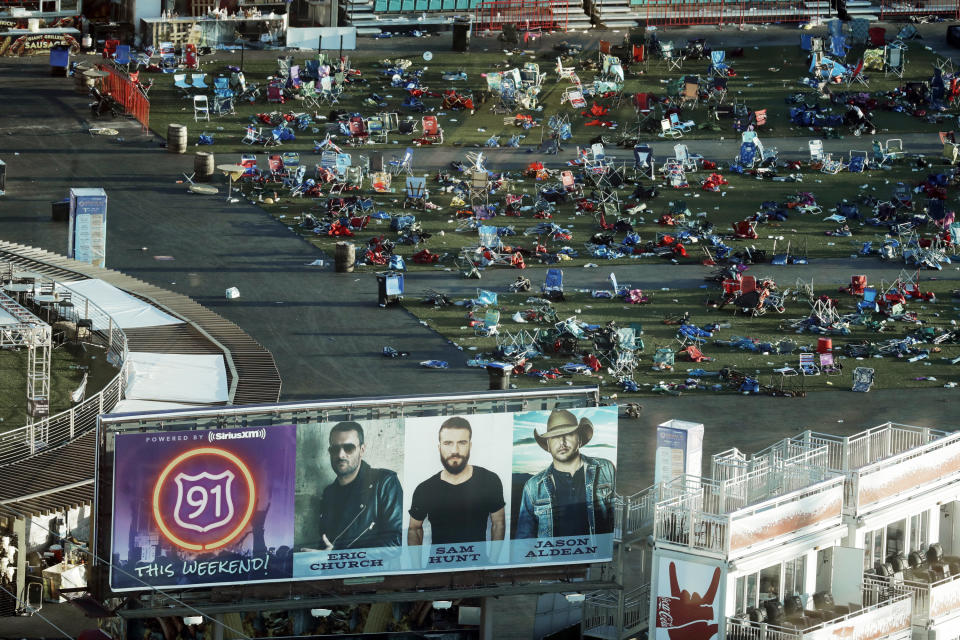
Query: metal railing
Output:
[[638, 0, 821, 27], [473, 0, 568, 32], [880, 0, 959, 20], [902, 569, 960, 626], [582, 585, 650, 636], [0, 271, 128, 465], [726, 587, 912, 640], [97, 63, 150, 131]]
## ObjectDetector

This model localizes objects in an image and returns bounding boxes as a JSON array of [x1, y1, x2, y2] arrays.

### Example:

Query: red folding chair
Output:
[[632, 44, 645, 63], [868, 27, 886, 47], [102, 39, 119, 60]]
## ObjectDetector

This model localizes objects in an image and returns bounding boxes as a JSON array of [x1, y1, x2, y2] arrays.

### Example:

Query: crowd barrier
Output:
[[97, 63, 150, 131]]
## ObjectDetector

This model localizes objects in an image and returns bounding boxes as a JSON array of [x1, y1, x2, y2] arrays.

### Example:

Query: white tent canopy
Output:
[[60, 279, 183, 329], [124, 352, 228, 404]]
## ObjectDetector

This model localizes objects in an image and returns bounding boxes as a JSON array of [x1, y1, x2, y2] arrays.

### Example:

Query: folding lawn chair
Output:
[[669, 112, 694, 133], [821, 154, 844, 174], [160, 41, 177, 73], [191, 73, 208, 90], [404, 176, 427, 209], [113, 44, 131, 72], [819, 353, 841, 376], [848, 150, 867, 173], [844, 60, 869, 87], [242, 125, 262, 146], [562, 86, 587, 109], [183, 43, 199, 70], [392, 147, 414, 176], [661, 41, 682, 71], [672, 144, 698, 172], [680, 77, 699, 109], [542, 268, 564, 300], [809, 139, 824, 163], [858, 286, 879, 313], [708, 50, 729, 78], [193, 94, 210, 122], [737, 141, 759, 168], [884, 45, 904, 78], [653, 347, 675, 371], [555, 57, 580, 85], [799, 352, 820, 375], [659, 118, 681, 139], [474, 309, 501, 336], [173, 73, 192, 97], [421, 116, 444, 144], [633, 144, 655, 179], [830, 34, 850, 60], [852, 367, 875, 392]]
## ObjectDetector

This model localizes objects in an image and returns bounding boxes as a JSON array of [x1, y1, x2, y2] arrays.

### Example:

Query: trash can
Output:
[[51, 199, 69, 222], [376, 271, 404, 307], [49, 46, 70, 76], [486, 362, 512, 390], [335, 241, 356, 273], [452, 16, 471, 52]]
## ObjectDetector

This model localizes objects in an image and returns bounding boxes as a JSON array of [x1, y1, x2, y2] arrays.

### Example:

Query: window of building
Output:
[[863, 528, 884, 571], [734, 554, 808, 613], [886, 519, 906, 559], [910, 512, 929, 554], [783, 555, 806, 596]]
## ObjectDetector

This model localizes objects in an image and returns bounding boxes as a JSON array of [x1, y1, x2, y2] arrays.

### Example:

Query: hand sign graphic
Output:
[[656, 561, 721, 640]]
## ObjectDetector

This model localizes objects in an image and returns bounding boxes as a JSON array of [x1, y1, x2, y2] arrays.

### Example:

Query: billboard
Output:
[[108, 406, 618, 591], [653, 555, 723, 640]]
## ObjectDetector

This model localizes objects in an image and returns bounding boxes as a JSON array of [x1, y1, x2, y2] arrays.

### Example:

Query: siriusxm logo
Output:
[[207, 428, 267, 443]]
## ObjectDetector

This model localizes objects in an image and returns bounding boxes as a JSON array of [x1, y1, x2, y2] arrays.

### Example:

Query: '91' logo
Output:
[[152, 447, 256, 551]]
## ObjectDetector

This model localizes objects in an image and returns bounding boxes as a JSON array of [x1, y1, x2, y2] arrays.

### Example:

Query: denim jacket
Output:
[[515, 454, 616, 539]]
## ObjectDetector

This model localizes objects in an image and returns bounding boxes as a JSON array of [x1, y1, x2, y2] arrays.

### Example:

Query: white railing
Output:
[[582, 585, 650, 636], [726, 589, 912, 640], [902, 570, 960, 626], [803, 423, 946, 474], [0, 270, 128, 466]]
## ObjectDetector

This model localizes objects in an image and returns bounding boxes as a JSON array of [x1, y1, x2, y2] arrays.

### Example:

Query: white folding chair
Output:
[[193, 94, 210, 122]]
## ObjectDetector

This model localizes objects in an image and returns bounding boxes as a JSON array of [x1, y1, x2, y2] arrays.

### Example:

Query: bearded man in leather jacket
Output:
[[307, 421, 403, 550]]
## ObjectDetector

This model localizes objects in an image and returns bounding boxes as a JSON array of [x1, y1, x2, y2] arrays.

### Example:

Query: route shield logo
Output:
[[152, 448, 256, 551]]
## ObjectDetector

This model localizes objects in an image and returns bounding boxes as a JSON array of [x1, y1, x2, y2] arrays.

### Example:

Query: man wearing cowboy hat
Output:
[[515, 409, 616, 539]]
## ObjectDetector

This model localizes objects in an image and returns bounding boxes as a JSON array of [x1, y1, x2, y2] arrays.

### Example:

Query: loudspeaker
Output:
[[452, 21, 470, 52], [948, 25, 960, 48]]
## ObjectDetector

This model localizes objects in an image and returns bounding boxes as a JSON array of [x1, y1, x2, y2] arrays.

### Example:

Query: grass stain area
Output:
[[0, 343, 120, 431]]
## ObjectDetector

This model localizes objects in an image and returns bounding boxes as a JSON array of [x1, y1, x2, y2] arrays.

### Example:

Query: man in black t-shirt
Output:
[[407, 416, 506, 546]]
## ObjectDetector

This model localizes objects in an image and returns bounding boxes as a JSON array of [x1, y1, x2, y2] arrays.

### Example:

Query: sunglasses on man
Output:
[[328, 443, 358, 454]]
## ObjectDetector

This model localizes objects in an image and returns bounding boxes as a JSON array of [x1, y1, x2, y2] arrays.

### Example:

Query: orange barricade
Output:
[[97, 64, 150, 131]]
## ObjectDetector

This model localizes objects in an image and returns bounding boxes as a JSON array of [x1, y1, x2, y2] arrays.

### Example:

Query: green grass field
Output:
[[0, 343, 120, 431], [402, 277, 960, 395], [146, 42, 951, 155]]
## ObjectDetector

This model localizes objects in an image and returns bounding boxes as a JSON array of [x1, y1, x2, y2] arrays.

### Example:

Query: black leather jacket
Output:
[[315, 461, 403, 549]]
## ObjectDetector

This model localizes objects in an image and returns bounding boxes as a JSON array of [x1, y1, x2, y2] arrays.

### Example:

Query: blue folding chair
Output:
[[708, 50, 729, 77], [542, 268, 564, 300], [113, 44, 131, 71]]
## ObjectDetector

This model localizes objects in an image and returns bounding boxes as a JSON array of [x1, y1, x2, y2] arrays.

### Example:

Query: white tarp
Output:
[[124, 352, 228, 404], [286, 26, 356, 51], [60, 279, 183, 329], [108, 399, 203, 414]]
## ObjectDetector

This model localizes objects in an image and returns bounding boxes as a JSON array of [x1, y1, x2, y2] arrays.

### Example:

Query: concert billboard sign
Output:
[[108, 406, 618, 591]]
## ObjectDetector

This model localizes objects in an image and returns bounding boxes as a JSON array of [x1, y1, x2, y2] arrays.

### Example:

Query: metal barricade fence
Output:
[[474, 0, 568, 32], [98, 63, 150, 131]]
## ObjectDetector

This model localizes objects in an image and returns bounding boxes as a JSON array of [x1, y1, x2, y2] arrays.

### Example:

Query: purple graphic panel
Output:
[[110, 426, 296, 590]]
